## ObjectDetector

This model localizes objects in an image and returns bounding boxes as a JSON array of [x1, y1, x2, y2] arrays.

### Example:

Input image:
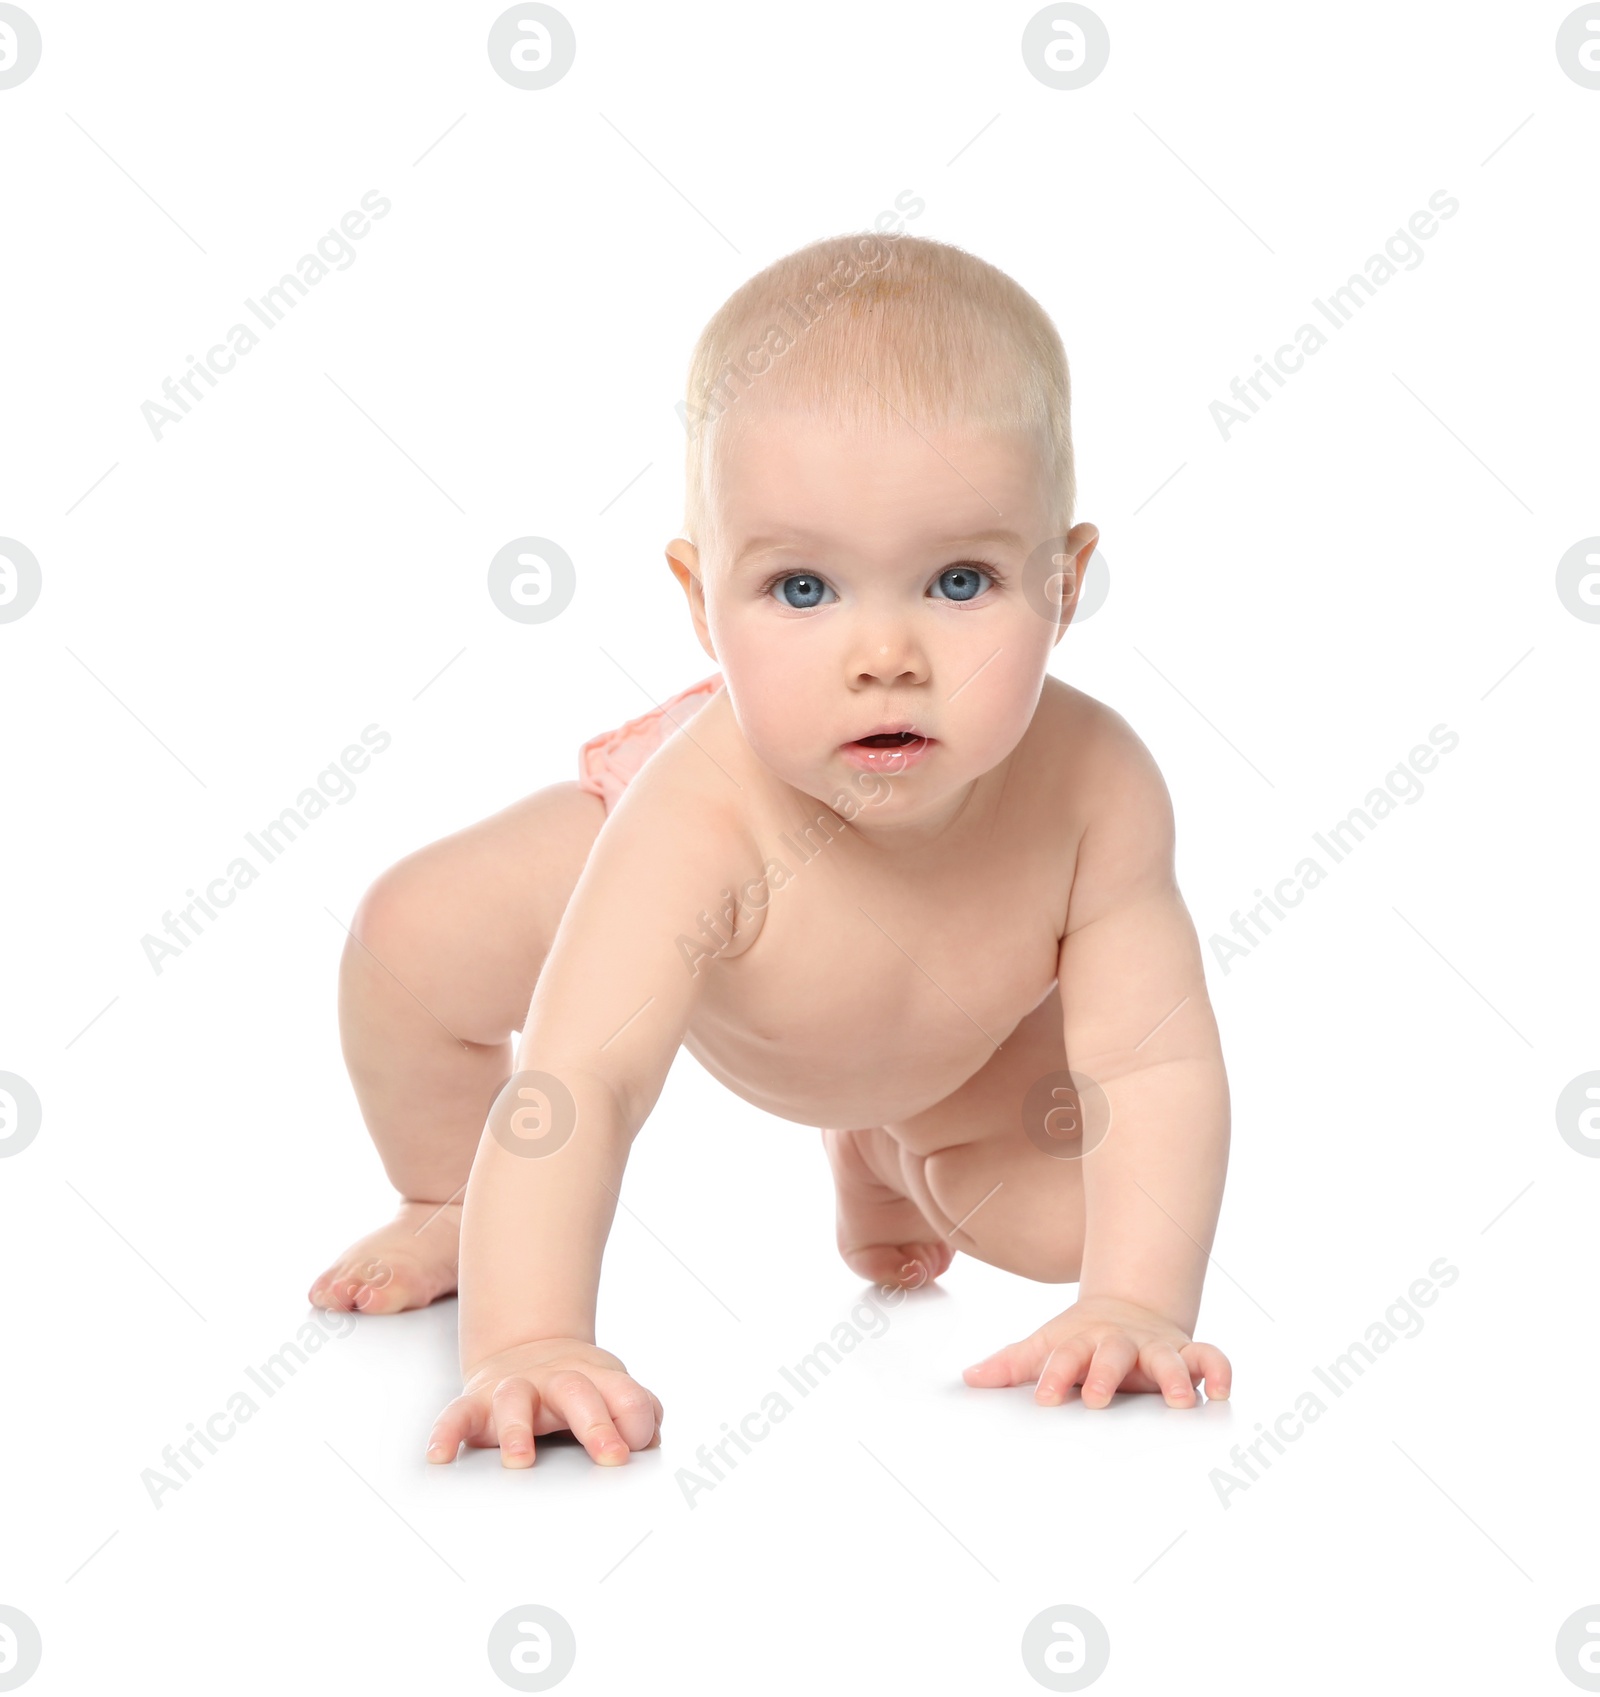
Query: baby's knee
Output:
[[343, 850, 458, 984], [923, 1142, 1086, 1283]]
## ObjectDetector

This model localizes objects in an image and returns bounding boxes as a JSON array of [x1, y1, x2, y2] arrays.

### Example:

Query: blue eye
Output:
[[931, 563, 992, 602], [771, 573, 834, 609]]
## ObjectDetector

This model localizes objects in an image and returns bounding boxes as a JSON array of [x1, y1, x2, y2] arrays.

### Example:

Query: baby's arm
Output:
[[964, 711, 1233, 1408], [426, 766, 754, 1467]]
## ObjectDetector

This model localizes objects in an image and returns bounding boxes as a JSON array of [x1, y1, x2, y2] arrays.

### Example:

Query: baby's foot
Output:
[[822, 1127, 955, 1289], [307, 1199, 462, 1314]]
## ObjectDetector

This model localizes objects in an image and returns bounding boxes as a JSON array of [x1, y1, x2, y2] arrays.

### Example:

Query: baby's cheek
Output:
[[723, 655, 824, 750], [965, 682, 1043, 766]]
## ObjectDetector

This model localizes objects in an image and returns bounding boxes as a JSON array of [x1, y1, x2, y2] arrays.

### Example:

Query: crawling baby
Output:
[[310, 231, 1233, 1466]]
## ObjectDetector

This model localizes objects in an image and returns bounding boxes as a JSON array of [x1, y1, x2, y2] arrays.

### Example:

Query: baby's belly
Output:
[[681, 952, 1059, 1129]]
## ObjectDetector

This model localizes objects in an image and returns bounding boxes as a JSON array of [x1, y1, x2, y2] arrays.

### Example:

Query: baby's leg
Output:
[[823, 986, 1086, 1288], [308, 780, 605, 1313], [820, 1125, 954, 1288]]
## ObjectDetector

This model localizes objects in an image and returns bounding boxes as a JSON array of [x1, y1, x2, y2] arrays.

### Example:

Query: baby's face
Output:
[[675, 409, 1092, 827]]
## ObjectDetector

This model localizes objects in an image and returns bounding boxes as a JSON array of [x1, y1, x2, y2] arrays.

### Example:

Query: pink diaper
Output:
[[577, 672, 725, 813]]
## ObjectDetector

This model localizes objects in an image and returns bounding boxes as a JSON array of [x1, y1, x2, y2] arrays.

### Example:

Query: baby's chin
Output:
[[733, 706, 1029, 816], [750, 742, 973, 822]]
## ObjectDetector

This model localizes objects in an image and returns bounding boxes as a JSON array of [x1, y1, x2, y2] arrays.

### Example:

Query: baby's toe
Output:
[[306, 1202, 462, 1315], [349, 1261, 438, 1313], [307, 1268, 356, 1310], [843, 1240, 953, 1288], [899, 1240, 955, 1284], [307, 1253, 416, 1313]]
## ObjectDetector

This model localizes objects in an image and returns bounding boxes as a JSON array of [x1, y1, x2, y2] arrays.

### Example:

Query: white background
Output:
[[2, 2, 1597, 1691]]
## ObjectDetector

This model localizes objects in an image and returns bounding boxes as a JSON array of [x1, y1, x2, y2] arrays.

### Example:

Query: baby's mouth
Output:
[[839, 729, 936, 772]]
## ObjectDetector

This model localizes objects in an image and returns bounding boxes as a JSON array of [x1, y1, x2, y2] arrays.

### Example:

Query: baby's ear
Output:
[[665, 537, 701, 588], [665, 540, 717, 658]]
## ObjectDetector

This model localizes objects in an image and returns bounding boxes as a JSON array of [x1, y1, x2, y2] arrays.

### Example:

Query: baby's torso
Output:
[[671, 678, 1093, 1130]]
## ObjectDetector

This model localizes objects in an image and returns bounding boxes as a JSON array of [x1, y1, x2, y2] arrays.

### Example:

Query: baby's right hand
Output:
[[426, 1338, 663, 1468]]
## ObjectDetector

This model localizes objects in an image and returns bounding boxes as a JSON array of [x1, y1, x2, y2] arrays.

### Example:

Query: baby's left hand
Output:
[[963, 1296, 1231, 1409]]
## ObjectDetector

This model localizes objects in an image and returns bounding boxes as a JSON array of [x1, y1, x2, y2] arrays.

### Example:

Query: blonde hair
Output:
[[679, 231, 1074, 546]]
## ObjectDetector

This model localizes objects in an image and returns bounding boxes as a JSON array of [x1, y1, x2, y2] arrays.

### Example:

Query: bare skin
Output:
[[311, 781, 606, 1318], [311, 409, 1233, 1468]]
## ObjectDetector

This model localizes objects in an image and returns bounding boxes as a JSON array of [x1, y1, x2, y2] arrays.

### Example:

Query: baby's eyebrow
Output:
[[733, 526, 1027, 567], [937, 526, 1027, 552], [732, 530, 825, 567]]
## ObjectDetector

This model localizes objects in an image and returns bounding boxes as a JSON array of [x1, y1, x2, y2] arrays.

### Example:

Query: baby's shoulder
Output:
[[603, 688, 767, 879], [1031, 675, 1166, 807], [1032, 679, 1178, 930]]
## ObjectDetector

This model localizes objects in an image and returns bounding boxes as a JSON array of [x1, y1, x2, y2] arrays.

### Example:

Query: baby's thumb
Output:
[[962, 1336, 1039, 1387]]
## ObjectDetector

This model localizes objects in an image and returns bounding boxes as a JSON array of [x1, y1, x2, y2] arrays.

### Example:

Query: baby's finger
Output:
[[1180, 1342, 1232, 1399], [1035, 1338, 1094, 1405], [1080, 1335, 1138, 1409], [1140, 1341, 1197, 1407], [426, 1394, 488, 1463], [491, 1376, 540, 1468], [542, 1371, 631, 1466], [597, 1375, 662, 1450], [962, 1333, 1049, 1388]]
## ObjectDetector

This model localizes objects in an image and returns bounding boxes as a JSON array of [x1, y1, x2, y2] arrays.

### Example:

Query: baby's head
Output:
[[667, 232, 1096, 826]]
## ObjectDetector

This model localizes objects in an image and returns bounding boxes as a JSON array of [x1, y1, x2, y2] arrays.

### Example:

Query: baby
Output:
[[310, 231, 1233, 1467]]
